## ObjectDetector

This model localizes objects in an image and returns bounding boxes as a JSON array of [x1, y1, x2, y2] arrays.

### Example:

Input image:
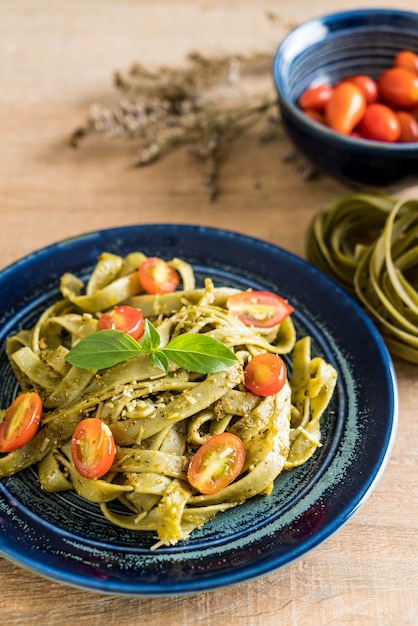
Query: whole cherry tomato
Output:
[[325, 82, 366, 134], [409, 104, 418, 121], [297, 51, 418, 143], [358, 103, 401, 142], [298, 84, 333, 112], [0, 392, 42, 453], [99, 305, 145, 339], [394, 50, 418, 75], [226, 291, 294, 329], [244, 353, 287, 396], [138, 257, 179, 294], [378, 67, 418, 108], [304, 108, 325, 124], [187, 433, 246, 495], [345, 75, 378, 104], [396, 111, 418, 142], [71, 418, 116, 480]]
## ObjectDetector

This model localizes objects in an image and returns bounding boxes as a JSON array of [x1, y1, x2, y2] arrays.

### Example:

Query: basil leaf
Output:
[[65, 329, 142, 369], [141, 319, 161, 353], [65, 322, 238, 375], [163, 334, 238, 374], [150, 350, 170, 373]]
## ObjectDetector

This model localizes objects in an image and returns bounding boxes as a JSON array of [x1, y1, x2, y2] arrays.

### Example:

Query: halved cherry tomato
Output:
[[244, 353, 287, 396], [138, 257, 179, 294], [187, 432, 246, 495], [345, 75, 379, 104], [394, 50, 418, 75], [71, 418, 116, 479], [358, 103, 401, 142], [99, 305, 145, 339], [325, 82, 366, 135], [396, 111, 418, 142], [378, 67, 418, 108], [226, 291, 294, 329], [298, 84, 333, 112], [0, 392, 42, 453]]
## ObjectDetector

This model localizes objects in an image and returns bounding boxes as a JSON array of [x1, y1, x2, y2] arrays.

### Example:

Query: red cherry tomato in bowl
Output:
[[0, 392, 42, 453], [409, 104, 418, 121], [325, 81, 366, 135], [394, 50, 418, 74], [345, 74, 378, 104], [226, 291, 294, 329], [298, 84, 333, 112], [244, 353, 287, 396], [71, 418, 116, 479], [396, 110, 418, 142], [358, 103, 401, 142], [138, 257, 179, 294], [99, 305, 145, 339], [304, 108, 325, 124], [187, 432, 246, 495], [378, 67, 418, 108]]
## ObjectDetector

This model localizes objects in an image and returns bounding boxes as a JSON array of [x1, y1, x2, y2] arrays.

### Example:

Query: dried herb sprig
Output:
[[113, 51, 272, 100], [67, 50, 279, 200]]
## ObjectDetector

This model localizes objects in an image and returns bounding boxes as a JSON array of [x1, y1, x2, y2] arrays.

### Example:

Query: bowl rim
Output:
[[272, 7, 418, 153]]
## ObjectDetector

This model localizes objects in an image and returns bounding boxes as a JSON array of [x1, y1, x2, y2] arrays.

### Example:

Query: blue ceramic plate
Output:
[[0, 225, 397, 595]]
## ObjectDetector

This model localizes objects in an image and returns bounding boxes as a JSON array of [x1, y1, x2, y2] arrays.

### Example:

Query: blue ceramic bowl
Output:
[[273, 9, 418, 188]]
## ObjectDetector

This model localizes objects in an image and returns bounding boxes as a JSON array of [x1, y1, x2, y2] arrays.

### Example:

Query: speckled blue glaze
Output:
[[0, 225, 397, 595], [273, 9, 418, 188]]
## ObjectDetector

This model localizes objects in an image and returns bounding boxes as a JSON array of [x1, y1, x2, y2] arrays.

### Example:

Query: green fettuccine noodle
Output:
[[306, 192, 418, 364], [0, 252, 337, 548]]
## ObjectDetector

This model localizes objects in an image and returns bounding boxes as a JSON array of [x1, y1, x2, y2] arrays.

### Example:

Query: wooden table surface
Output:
[[1, 1, 417, 624]]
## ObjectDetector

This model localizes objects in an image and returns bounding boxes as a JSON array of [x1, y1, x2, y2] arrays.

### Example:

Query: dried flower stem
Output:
[[66, 28, 313, 199]]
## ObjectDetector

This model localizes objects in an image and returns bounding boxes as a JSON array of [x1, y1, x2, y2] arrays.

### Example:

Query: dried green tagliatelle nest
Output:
[[306, 192, 418, 364]]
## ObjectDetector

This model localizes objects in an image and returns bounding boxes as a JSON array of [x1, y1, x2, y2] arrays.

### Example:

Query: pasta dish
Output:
[[0, 252, 337, 548]]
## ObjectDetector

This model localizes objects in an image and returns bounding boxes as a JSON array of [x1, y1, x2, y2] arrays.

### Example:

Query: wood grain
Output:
[[1, 2, 417, 624]]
